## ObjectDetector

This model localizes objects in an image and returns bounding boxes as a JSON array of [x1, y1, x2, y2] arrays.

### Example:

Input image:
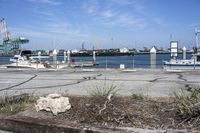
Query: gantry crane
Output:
[[0, 18, 29, 54]]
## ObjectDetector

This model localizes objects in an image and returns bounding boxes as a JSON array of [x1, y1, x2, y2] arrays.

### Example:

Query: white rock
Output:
[[35, 93, 71, 115], [47, 93, 61, 98]]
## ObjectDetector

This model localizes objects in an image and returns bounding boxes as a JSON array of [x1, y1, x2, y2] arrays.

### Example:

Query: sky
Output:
[[0, 0, 200, 50]]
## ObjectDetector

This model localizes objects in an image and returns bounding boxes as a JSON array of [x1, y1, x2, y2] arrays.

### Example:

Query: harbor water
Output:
[[0, 53, 192, 69]]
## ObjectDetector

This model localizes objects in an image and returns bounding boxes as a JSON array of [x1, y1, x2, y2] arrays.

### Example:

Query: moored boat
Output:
[[7, 50, 49, 69], [163, 29, 200, 70]]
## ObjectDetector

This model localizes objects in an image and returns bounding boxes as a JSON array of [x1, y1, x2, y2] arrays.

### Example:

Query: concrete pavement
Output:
[[0, 68, 200, 97]]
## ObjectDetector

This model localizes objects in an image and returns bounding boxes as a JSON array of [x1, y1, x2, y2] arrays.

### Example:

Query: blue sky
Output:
[[0, 0, 200, 50]]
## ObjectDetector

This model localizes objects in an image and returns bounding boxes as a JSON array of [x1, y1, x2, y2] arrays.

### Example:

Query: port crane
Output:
[[0, 18, 29, 54]]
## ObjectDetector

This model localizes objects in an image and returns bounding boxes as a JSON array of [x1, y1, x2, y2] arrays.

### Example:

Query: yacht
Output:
[[163, 52, 200, 69], [163, 29, 200, 69], [7, 50, 49, 69]]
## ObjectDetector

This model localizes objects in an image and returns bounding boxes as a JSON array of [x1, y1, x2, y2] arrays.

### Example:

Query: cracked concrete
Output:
[[0, 68, 200, 97]]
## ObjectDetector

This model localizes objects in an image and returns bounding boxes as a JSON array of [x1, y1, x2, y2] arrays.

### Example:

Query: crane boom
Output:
[[0, 18, 10, 42], [0, 18, 29, 54]]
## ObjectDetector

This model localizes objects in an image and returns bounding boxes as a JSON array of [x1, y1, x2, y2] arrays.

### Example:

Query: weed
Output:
[[174, 88, 200, 119], [88, 83, 119, 98], [151, 101, 160, 110], [132, 93, 144, 100], [0, 94, 35, 115]]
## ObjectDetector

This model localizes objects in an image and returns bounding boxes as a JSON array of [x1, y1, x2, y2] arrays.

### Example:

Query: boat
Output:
[[163, 29, 200, 70], [70, 61, 98, 68], [7, 50, 50, 69], [163, 52, 200, 69]]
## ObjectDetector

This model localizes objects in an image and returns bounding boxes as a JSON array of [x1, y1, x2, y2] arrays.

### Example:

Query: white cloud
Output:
[[110, 0, 135, 5], [10, 25, 91, 50], [81, 0, 148, 30], [118, 14, 146, 29], [81, 0, 146, 30], [101, 10, 114, 18], [29, 7, 55, 18], [188, 22, 200, 28], [152, 17, 166, 27], [111, 1, 165, 28], [28, 0, 62, 6], [10, 5, 92, 49], [82, 0, 100, 16], [133, 4, 145, 12], [97, 12, 146, 30]]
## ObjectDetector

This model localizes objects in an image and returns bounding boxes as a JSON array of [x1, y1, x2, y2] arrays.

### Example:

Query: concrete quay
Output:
[[0, 68, 200, 97]]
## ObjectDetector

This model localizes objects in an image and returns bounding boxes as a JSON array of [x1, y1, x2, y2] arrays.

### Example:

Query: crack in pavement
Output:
[[9, 73, 103, 90], [149, 77, 164, 82], [0, 74, 37, 92], [177, 73, 192, 91], [177, 73, 187, 81]]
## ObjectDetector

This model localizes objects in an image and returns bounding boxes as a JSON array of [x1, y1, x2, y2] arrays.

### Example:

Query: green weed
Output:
[[89, 83, 119, 98], [132, 93, 144, 100], [174, 88, 200, 119], [0, 94, 35, 115]]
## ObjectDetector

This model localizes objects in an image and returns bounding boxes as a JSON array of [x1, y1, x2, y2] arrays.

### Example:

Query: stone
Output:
[[35, 93, 71, 115], [47, 93, 62, 98]]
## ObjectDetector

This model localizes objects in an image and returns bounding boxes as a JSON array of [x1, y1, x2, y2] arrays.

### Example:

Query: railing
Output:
[[0, 53, 193, 69]]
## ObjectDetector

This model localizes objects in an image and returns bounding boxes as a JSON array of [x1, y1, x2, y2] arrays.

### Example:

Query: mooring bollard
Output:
[[38, 51, 41, 62], [53, 49, 57, 69], [182, 46, 186, 60], [67, 50, 71, 67], [150, 46, 157, 69], [106, 57, 108, 69], [93, 51, 96, 64], [64, 51, 66, 63]]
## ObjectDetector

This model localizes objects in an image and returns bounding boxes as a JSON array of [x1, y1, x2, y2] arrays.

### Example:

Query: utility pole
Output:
[[195, 28, 200, 48]]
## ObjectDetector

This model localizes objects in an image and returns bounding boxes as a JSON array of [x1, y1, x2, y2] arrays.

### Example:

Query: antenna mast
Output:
[[195, 28, 200, 48]]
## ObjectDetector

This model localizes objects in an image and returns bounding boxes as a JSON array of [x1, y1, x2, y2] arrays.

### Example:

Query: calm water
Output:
[[0, 53, 192, 68]]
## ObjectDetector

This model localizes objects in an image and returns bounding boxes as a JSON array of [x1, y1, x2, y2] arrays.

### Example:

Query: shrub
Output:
[[89, 83, 119, 98], [0, 94, 35, 115], [174, 88, 200, 119]]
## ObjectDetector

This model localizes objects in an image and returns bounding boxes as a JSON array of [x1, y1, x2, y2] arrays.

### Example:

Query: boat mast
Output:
[[195, 28, 200, 48]]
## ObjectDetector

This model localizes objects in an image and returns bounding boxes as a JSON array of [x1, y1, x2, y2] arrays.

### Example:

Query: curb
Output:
[[0, 117, 199, 133]]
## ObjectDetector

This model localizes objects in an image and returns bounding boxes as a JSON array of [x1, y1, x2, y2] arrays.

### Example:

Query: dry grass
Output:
[[0, 94, 35, 115]]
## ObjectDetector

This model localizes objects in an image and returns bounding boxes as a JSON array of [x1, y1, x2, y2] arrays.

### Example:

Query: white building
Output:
[[71, 49, 79, 53], [150, 46, 157, 54], [120, 47, 129, 53]]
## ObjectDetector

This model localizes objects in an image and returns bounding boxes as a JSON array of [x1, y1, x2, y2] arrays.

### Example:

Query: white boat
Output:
[[163, 29, 200, 69], [7, 50, 49, 69], [163, 53, 200, 69]]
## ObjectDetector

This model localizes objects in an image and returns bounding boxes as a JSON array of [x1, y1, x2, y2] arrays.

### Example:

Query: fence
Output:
[[0, 53, 193, 69]]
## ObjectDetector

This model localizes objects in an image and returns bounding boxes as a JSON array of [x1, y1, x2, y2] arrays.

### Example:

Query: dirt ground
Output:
[[18, 96, 199, 131]]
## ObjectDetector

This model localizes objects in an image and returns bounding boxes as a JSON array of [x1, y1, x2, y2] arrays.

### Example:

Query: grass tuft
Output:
[[132, 93, 144, 100], [0, 94, 35, 115], [88, 83, 119, 98], [174, 88, 200, 119]]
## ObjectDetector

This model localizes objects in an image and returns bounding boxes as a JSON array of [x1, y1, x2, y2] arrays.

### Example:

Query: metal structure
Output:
[[170, 41, 178, 58], [195, 28, 200, 48], [0, 18, 29, 55]]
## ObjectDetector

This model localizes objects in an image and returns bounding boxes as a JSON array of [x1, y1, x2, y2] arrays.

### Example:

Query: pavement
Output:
[[0, 68, 200, 97]]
